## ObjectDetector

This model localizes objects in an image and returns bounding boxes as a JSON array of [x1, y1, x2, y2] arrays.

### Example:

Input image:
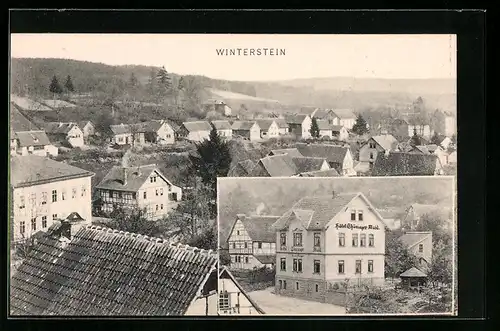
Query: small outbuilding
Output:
[[400, 267, 428, 289]]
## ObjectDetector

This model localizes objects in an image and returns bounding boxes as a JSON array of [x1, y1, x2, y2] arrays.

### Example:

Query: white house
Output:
[[179, 121, 212, 142], [44, 122, 85, 148], [272, 192, 388, 303], [227, 214, 279, 270], [256, 119, 280, 139], [231, 121, 261, 141], [358, 134, 400, 171], [210, 120, 233, 140], [400, 231, 433, 271], [286, 114, 312, 139], [12, 131, 58, 157], [137, 120, 176, 145], [218, 267, 265, 315], [109, 123, 146, 146], [10, 155, 94, 242], [275, 118, 289, 135], [331, 109, 356, 130], [95, 164, 182, 220], [332, 125, 349, 141], [78, 121, 96, 138]]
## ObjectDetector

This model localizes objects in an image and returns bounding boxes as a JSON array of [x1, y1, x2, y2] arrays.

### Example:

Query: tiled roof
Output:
[[295, 143, 349, 164], [236, 215, 280, 242], [227, 160, 256, 177], [292, 157, 328, 173], [256, 119, 276, 131], [44, 122, 81, 135], [254, 255, 276, 265], [285, 114, 309, 124], [371, 152, 439, 176], [311, 108, 331, 119], [399, 231, 432, 249], [272, 193, 360, 231], [96, 164, 174, 192], [210, 120, 232, 130], [182, 121, 212, 132], [10, 226, 218, 316], [10, 103, 38, 134], [251, 154, 298, 177], [231, 121, 258, 131], [269, 148, 304, 158], [15, 131, 51, 147], [10, 155, 94, 188], [134, 120, 165, 133], [274, 118, 289, 128], [370, 134, 400, 151], [400, 267, 427, 278], [332, 109, 356, 119], [298, 168, 340, 177]]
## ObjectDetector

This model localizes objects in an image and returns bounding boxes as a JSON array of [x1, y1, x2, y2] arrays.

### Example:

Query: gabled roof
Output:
[[331, 109, 356, 119], [44, 122, 81, 135], [110, 123, 132, 135], [412, 145, 431, 155], [292, 157, 328, 173], [78, 121, 94, 129], [210, 120, 232, 130], [134, 120, 173, 133], [274, 118, 289, 128], [227, 160, 257, 177], [285, 114, 310, 125], [96, 164, 174, 192], [10, 103, 39, 134], [10, 155, 94, 188], [399, 231, 432, 249], [15, 131, 51, 147], [295, 143, 349, 164], [10, 226, 218, 316], [254, 255, 276, 265], [269, 148, 304, 158], [182, 121, 212, 132], [218, 267, 265, 314], [231, 121, 258, 131], [256, 119, 276, 131], [311, 108, 331, 119], [272, 193, 362, 231], [372, 152, 440, 176], [297, 168, 340, 177], [368, 134, 400, 151], [232, 215, 280, 242], [400, 267, 427, 278], [252, 154, 298, 177]]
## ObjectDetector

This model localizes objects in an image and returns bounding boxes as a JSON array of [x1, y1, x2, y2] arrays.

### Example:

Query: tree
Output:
[[156, 66, 172, 93], [64, 75, 75, 93], [430, 131, 441, 145], [427, 239, 453, 287], [189, 124, 232, 203], [186, 223, 217, 251], [310, 117, 320, 139], [178, 75, 203, 108], [95, 111, 114, 140], [352, 114, 369, 135], [409, 128, 422, 147], [385, 229, 419, 279], [108, 206, 161, 237], [49, 75, 63, 98]]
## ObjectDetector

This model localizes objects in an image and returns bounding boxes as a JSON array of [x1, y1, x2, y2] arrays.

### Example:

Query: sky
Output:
[[10, 34, 456, 81]]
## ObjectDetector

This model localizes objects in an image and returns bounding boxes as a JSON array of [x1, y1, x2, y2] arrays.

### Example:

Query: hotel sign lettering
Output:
[[335, 223, 380, 231]]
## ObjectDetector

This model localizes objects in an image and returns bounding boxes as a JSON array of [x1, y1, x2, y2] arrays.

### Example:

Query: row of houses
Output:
[[225, 192, 444, 302]]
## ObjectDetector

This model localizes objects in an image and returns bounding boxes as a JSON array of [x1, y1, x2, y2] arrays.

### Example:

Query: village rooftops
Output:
[[272, 192, 387, 231], [269, 148, 304, 158], [285, 114, 309, 124], [232, 214, 280, 243], [292, 156, 329, 173], [399, 231, 433, 249], [255, 119, 276, 130], [10, 226, 217, 316], [254, 154, 298, 177], [295, 143, 349, 164], [96, 164, 175, 192], [10, 155, 94, 188], [331, 109, 356, 119], [227, 159, 257, 177], [182, 121, 212, 132], [231, 121, 258, 130], [368, 134, 400, 151], [210, 120, 232, 130], [274, 118, 289, 128], [371, 152, 440, 176], [44, 122, 80, 135], [15, 131, 51, 147]]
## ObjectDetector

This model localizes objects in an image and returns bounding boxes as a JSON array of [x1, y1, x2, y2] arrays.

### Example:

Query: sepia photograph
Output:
[[217, 177, 457, 315], [9, 33, 457, 316]]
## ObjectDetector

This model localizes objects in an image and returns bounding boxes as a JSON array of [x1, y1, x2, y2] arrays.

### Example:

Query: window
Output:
[[19, 196, 25, 209], [351, 211, 356, 221], [31, 217, 37, 231], [156, 189, 159, 196], [41, 192, 47, 205], [219, 292, 230, 310], [160, 204, 163, 210], [368, 260, 374, 273], [118, 192, 123, 199], [82, 186, 87, 197], [355, 260, 362, 274], [143, 192, 147, 199], [419, 243, 424, 253], [156, 205, 159, 211], [20, 221, 25, 234], [338, 260, 345, 274], [358, 211, 363, 221], [369, 234, 374, 247], [314, 232, 321, 250], [72, 188, 77, 199], [293, 232, 303, 247], [52, 214, 57, 220], [62, 190, 66, 201], [314, 260, 321, 274], [339, 233, 345, 247], [280, 258, 286, 271], [360, 234, 366, 247], [280, 232, 287, 246], [352, 234, 358, 247], [258, 242, 262, 249], [293, 259, 302, 272], [245, 256, 249, 263], [369, 142, 376, 148], [293, 259, 297, 272], [42, 216, 47, 228], [232, 243, 236, 249], [283, 281, 287, 289], [29, 193, 36, 206], [369, 152, 374, 159], [244, 242, 247, 249], [160, 188, 163, 196], [279, 280, 283, 289], [150, 176, 157, 183], [315, 284, 319, 292]]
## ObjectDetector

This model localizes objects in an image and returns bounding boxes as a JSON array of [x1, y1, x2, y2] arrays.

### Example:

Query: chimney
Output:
[[122, 167, 128, 186]]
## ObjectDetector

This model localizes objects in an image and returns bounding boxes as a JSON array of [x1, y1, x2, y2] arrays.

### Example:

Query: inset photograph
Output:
[[218, 176, 456, 315]]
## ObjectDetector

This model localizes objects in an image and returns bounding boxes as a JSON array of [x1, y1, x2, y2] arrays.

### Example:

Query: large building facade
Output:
[[10, 155, 94, 242], [272, 192, 387, 303]]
